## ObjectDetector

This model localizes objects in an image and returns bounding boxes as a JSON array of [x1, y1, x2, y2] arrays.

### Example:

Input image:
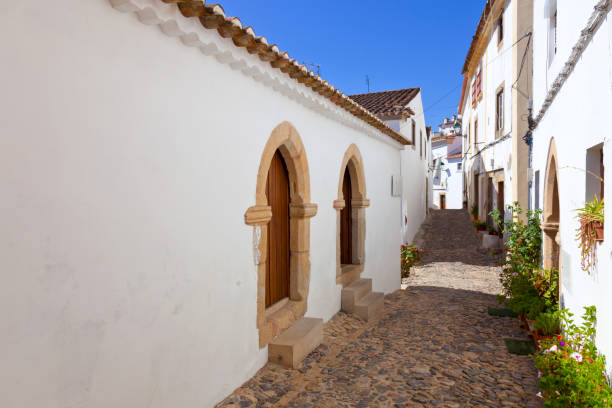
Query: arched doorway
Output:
[[334, 144, 369, 286], [542, 139, 561, 282], [244, 122, 317, 348]]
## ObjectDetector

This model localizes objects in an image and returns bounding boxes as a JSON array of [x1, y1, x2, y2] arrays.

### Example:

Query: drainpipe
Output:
[[523, 99, 535, 210]]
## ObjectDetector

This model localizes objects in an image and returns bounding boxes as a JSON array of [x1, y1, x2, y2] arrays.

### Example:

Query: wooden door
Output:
[[340, 168, 352, 264], [497, 181, 504, 217], [474, 172, 479, 218], [266, 150, 290, 308], [486, 177, 494, 227], [440, 194, 446, 209]]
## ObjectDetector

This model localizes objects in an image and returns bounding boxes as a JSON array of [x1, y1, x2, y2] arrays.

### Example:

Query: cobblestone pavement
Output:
[[217, 209, 541, 407]]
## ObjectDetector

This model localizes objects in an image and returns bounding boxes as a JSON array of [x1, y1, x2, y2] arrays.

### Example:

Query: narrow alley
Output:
[[218, 210, 541, 407]]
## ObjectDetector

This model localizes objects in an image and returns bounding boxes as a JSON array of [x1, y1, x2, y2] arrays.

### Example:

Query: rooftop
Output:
[[349, 88, 419, 119]]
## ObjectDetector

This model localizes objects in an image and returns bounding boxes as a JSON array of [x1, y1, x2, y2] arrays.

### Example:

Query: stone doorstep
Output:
[[341, 278, 372, 313], [268, 317, 323, 369], [339, 264, 363, 287], [482, 233, 502, 249], [354, 291, 384, 321]]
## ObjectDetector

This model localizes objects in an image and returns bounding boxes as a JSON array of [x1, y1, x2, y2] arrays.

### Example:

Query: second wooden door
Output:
[[266, 150, 290, 308], [341, 168, 352, 264]]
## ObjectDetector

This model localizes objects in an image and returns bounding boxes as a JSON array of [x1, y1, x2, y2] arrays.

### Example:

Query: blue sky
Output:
[[218, 1, 485, 129]]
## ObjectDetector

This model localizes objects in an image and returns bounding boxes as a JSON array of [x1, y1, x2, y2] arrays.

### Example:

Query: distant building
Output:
[[430, 116, 464, 209], [350, 88, 431, 243], [458, 0, 533, 225]]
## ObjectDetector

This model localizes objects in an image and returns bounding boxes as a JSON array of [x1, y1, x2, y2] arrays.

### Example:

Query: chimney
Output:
[[443, 118, 448, 124], [452, 114, 456, 122]]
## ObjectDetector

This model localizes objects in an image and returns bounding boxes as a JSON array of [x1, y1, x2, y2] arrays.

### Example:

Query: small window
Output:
[[586, 144, 604, 201], [498, 15, 504, 45], [420, 130, 423, 158], [496, 87, 504, 136], [457, 162, 463, 171], [411, 120, 416, 147], [548, 5, 558, 64], [474, 119, 479, 150]]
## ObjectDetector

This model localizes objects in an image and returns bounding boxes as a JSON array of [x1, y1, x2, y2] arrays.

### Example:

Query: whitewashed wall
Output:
[[531, 0, 612, 374], [0, 1, 410, 407], [431, 140, 464, 210], [400, 92, 429, 244]]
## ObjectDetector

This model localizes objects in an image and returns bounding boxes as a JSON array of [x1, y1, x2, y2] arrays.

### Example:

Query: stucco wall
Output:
[[461, 1, 516, 221], [400, 92, 429, 244], [0, 1, 409, 407], [531, 0, 612, 374]]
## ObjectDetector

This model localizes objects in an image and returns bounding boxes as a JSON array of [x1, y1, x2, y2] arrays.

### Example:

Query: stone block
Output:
[[482, 233, 502, 249], [268, 317, 323, 368], [355, 292, 384, 321], [341, 278, 372, 313]]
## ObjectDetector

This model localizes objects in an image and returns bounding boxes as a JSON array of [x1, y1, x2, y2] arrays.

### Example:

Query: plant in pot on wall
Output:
[[473, 221, 486, 231], [576, 196, 604, 273]]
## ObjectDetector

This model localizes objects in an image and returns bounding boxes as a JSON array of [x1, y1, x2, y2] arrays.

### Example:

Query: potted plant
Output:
[[471, 203, 479, 220], [533, 312, 560, 349], [576, 196, 604, 272], [474, 221, 486, 231]]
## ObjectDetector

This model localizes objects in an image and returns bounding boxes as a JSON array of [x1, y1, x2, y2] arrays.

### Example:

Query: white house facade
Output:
[[459, 0, 532, 226], [431, 117, 464, 210], [350, 89, 430, 244], [0, 1, 428, 407], [530, 0, 612, 374]]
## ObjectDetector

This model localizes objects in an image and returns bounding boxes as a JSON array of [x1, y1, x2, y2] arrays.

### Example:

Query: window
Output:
[[471, 67, 482, 106], [457, 162, 463, 171], [548, 3, 558, 64], [585, 144, 604, 201], [474, 118, 478, 150], [495, 86, 504, 137], [498, 15, 504, 45], [420, 130, 423, 158], [411, 120, 416, 147]]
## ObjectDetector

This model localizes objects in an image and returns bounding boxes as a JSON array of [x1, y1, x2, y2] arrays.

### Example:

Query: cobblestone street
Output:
[[218, 210, 541, 407]]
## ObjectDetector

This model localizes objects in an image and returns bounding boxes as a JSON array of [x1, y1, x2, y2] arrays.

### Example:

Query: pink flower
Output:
[[544, 345, 558, 354], [559, 340, 566, 347], [536, 392, 543, 398], [512, 272, 518, 277], [570, 352, 583, 362]]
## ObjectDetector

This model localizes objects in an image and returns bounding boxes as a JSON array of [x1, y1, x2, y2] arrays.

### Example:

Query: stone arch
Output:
[[542, 138, 561, 278], [333, 144, 370, 286], [244, 121, 317, 348]]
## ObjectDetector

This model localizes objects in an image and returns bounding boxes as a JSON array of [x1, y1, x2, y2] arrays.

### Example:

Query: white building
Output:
[[459, 0, 532, 226], [430, 117, 464, 209], [0, 1, 429, 407], [350, 89, 431, 243], [530, 0, 612, 374]]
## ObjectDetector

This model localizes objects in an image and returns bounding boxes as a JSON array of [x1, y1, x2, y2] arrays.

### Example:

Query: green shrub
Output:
[[535, 312, 561, 336], [401, 244, 423, 278]]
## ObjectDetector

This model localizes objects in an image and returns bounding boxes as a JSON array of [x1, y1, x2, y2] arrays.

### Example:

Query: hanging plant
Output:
[[575, 196, 604, 273]]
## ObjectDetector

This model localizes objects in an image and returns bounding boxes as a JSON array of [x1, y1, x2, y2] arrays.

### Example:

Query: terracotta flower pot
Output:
[[581, 219, 604, 242], [594, 221, 604, 242]]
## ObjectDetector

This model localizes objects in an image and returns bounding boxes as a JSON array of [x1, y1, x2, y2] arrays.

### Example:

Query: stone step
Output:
[[268, 317, 323, 369], [341, 278, 372, 313], [355, 291, 384, 321], [339, 264, 363, 287]]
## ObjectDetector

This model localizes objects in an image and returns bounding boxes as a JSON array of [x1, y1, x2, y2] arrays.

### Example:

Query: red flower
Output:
[[518, 238, 523, 243], [557, 335, 562, 340]]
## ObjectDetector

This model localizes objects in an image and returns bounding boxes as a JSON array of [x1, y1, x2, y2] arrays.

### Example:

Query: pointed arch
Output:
[[542, 138, 561, 279], [333, 144, 369, 286], [244, 121, 317, 348]]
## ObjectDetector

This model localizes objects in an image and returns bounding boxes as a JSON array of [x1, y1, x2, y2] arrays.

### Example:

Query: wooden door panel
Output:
[[266, 150, 290, 307], [340, 168, 352, 264]]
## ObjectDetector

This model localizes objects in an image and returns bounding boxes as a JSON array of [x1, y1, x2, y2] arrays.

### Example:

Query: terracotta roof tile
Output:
[[349, 88, 419, 118]]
